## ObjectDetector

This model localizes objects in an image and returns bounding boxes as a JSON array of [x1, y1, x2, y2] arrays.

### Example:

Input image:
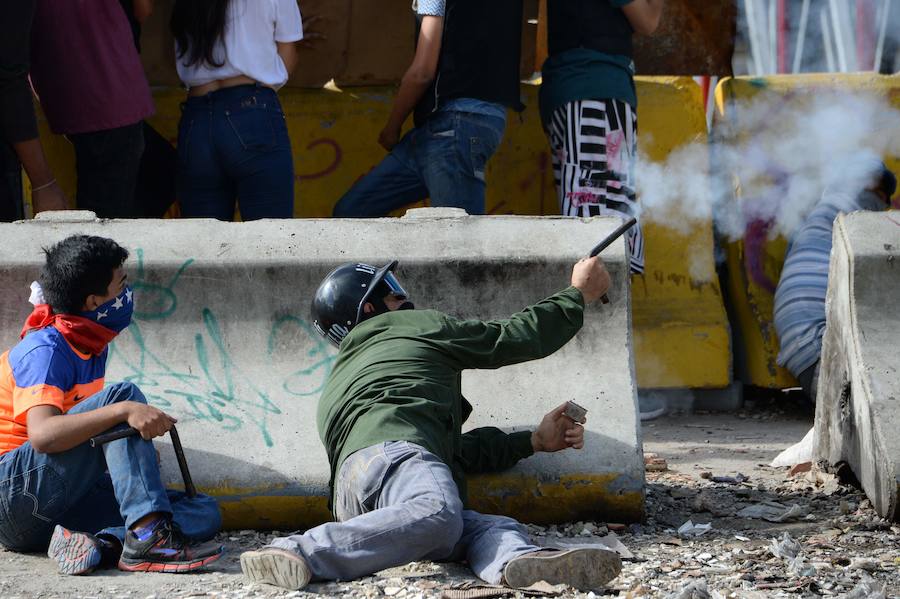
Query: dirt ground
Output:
[[2, 397, 897, 599]]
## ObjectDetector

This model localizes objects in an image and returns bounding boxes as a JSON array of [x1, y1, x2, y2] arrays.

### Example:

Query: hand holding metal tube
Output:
[[571, 256, 611, 303], [586, 217, 638, 304]]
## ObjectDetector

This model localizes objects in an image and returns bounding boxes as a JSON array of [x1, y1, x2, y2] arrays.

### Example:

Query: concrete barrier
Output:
[[30, 78, 731, 394], [815, 212, 900, 522], [0, 209, 644, 528]]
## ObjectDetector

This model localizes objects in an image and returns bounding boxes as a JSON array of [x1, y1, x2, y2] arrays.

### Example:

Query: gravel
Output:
[[2, 408, 896, 598]]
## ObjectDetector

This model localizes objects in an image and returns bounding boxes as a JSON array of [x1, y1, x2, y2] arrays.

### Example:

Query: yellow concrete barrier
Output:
[[32, 77, 730, 390], [713, 73, 900, 389]]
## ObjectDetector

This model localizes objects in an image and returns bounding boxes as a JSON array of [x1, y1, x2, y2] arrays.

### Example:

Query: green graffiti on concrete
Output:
[[109, 250, 336, 447]]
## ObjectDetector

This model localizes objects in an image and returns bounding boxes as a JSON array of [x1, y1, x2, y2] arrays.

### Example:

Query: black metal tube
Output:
[[168, 427, 197, 498], [89, 427, 139, 447], [589, 217, 638, 258], [588, 217, 638, 305]]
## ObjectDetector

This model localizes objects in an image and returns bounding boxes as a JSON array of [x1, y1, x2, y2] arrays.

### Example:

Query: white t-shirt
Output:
[[175, 0, 303, 89]]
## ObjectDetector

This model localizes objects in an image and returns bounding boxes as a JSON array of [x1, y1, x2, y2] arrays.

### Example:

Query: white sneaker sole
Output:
[[240, 549, 311, 590], [503, 548, 622, 590]]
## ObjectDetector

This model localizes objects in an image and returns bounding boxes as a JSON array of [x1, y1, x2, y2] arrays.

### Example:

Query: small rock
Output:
[[849, 557, 879, 571]]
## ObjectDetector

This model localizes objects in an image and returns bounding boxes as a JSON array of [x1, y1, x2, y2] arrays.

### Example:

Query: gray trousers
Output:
[[269, 441, 540, 584]]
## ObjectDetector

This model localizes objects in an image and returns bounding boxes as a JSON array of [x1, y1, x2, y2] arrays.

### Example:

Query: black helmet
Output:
[[311, 260, 408, 347]]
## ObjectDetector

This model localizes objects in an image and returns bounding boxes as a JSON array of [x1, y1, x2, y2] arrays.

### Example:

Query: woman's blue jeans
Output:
[[177, 84, 295, 221]]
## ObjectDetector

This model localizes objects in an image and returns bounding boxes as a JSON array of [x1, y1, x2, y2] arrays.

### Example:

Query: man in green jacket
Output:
[[241, 257, 621, 591]]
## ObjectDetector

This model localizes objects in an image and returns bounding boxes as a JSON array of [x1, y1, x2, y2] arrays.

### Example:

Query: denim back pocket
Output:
[[0, 465, 66, 551], [333, 447, 392, 521], [468, 120, 503, 182], [225, 95, 277, 151], [425, 112, 459, 139]]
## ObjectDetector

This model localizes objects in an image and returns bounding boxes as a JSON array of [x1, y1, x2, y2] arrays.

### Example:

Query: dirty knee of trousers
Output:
[[422, 500, 464, 559]]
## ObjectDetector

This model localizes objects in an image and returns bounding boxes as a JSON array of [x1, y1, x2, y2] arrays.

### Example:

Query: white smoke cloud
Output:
[[636, 88, 900, 242]]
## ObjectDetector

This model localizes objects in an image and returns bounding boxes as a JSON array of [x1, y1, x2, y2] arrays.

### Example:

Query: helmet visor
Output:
[[381, 271, 408, 300]]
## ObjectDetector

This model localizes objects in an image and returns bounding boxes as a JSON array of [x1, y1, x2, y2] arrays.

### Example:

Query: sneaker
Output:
[[118, 519, 224, 573], [638, 393, 668, 421], [503, 548, 622, 590], [241, 548, 312, 590], [48, 525, 108, 575]]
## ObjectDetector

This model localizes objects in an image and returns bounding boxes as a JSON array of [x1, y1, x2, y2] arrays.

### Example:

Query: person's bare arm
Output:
[[26, 401, 176, 454], [133, 0, 154, 23], [378, 15, 443, 151], [12, 138, 69, 213], [277, 41, 299, 75], [621, 0, 663, 36]]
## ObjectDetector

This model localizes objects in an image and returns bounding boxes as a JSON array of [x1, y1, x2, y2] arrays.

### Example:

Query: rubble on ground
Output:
[[1, 411, 897, 598]]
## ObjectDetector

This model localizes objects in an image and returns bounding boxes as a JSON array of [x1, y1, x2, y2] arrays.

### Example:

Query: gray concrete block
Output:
[[816, 212, 900, 521], [0, 211, 643, 528]]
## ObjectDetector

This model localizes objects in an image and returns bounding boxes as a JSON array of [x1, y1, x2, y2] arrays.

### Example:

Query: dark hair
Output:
[[171, 0, 230, 68], [39, 235, 129, 315]]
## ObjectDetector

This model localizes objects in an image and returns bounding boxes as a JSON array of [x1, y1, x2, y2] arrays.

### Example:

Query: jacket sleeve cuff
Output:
[[509, 430, 535, 460]]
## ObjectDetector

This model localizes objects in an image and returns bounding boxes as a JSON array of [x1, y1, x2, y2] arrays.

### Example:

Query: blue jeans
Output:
[[268, 441, 539, 585], [332, 111, 505, 217], [0, 382, 221, 552], [177, 84, 294, 221]]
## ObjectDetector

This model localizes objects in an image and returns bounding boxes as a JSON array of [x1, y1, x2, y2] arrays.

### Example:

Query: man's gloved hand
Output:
[[531, 403, 586, 453]]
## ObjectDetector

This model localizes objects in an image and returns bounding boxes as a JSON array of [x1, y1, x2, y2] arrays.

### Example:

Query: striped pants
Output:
[[545, 99, 645, 274]]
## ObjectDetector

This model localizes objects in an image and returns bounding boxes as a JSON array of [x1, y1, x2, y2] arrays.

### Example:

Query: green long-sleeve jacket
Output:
[[316, 286, 585, 509]]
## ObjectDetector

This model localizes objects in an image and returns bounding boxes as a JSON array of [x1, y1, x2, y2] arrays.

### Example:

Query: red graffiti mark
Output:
[[490, 153, 549, 215], [886, 212, 900, 228], [488, 201, 507, 215], [296, 138, 343, 181]]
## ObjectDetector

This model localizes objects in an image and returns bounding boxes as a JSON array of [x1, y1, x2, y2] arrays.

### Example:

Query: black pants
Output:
[[0, 143, 23, 222], [796, 360, 820, 403], [136, 122, 177, 218], [70, 121, 144, 218]]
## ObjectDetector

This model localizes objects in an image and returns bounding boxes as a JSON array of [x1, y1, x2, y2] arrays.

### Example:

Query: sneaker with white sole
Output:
[[503, 548, 622, 590], [241, 548, 312, 590], [47, 525, 108, 575]]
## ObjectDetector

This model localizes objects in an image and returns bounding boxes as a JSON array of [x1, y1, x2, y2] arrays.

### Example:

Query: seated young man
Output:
[[240, 256, 623, 591], [0, 235, 223, 574]]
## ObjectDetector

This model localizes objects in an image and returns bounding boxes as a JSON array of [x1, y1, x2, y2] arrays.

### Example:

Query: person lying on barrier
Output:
[[241, 257, 623, 591], [774, 159, 897, 402], [0, 235, 223, 574]]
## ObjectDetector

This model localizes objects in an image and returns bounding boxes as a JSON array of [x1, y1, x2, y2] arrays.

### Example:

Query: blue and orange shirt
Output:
[[0, 327, 107, 455]]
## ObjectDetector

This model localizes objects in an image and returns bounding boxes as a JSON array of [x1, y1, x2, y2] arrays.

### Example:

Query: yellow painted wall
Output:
[[31, 77, 731, 389], [714, 73, 900, 388]]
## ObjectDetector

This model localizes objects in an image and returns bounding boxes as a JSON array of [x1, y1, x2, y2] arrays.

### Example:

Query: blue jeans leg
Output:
[[59, 478, 222, 545], [226, 93, 295, 220], [268, 441, 464, 581], [417, 112, 505, 215], [449, 511, 541, 585], [0, 382, 172, 551], [177, 104, 235, 220], [332, 131, 429, 217]]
